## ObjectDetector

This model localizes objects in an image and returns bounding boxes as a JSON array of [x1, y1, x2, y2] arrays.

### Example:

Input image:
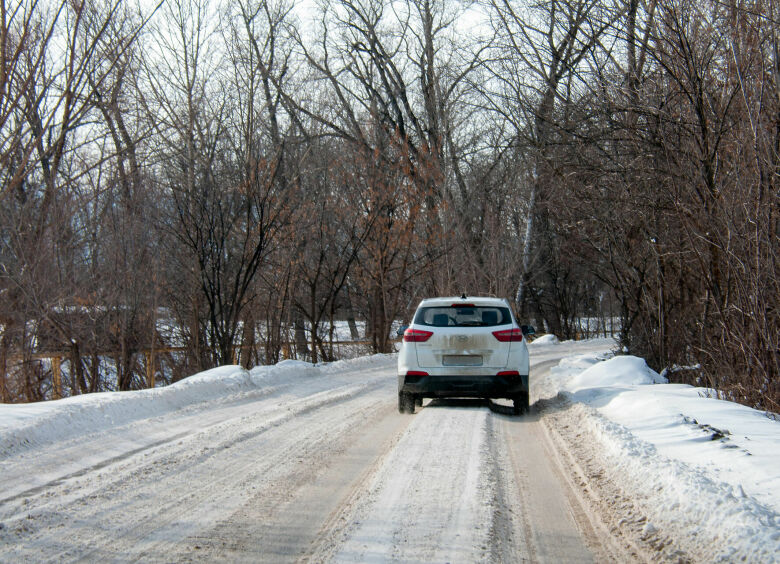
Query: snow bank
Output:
[[580, 404, 780, 562], [528, 333, 559, 346], [541, 350, 780, 560], [317, 353, 396, 374], [0, 366, 252, 456], [0, 354, 395, 457], [566, 355, 667, 393]]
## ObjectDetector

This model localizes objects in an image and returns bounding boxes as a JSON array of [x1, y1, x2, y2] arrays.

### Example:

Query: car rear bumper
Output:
[[399, 374, 528, 398]]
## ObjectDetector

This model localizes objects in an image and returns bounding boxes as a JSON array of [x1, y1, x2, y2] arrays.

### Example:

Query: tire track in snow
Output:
[[182, 403, 410, 563], [0, 376, 386, 517], [1, 342, 650, 563], [0, 375, 394, 562], [312, 403, 497, 563]]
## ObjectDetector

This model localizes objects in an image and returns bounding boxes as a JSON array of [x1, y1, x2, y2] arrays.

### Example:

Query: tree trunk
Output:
[[241, 312, 256, 369], [344, 286, 360, 341], [294, 314, 309, 361], [69, 342, 87, 395], [515, 176, 536, 313], [0, 335, 8, 403]]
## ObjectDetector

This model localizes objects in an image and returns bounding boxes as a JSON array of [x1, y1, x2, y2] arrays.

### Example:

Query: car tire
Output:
[[513, 392, 530, 415], [398, 392, 407, 413], [415, 396, 423, 407], [399, 392, 415, 414]]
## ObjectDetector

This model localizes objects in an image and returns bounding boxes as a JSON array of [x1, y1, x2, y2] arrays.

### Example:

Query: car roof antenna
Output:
[[460, 292, 467, 299]]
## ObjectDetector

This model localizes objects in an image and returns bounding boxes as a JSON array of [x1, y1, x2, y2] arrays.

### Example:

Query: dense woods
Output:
[[0, 0, 777, 411]]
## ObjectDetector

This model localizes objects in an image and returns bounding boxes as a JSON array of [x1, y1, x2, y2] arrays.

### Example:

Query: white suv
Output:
[[397, 296, 532, 414]]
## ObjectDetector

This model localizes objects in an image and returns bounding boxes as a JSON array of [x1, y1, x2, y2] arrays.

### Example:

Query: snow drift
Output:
[[529, 341, 780, 562], [0, 355, 391, 457]]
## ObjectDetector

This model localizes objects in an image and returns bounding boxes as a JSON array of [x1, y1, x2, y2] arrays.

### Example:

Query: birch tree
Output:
[[485, 0, 617, 332]]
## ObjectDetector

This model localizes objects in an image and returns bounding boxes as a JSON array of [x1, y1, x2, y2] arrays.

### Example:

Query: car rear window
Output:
[[413, 306, 513, 327]]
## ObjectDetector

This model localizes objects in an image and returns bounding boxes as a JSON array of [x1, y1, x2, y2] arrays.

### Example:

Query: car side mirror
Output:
[[396, 325, 409, 338], [521, 325, 535, 336]]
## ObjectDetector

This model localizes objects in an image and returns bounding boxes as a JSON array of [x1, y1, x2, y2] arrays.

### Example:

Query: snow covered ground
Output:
[[0, 356, 389, 458], [1, 338, 778, 561], [530, 337, 780, 561]]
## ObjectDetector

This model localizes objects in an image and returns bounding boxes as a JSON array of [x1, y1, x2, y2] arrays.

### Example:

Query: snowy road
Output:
[[0, 343, 622, 563], [2, 340, 777, 562]]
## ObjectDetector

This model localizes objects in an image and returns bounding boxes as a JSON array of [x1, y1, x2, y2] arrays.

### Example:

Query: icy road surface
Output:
[[1, 339, 777, 562]]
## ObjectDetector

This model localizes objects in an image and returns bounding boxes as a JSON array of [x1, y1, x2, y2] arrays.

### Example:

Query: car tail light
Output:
[[452, 303, 475, 307], [497, 370, 520, 376], [403, 328, 434, 342], [406, 370, 429, 377], [492, 328, 524, 342]]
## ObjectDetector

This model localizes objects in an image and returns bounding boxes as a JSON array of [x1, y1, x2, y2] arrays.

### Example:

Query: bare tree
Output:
[[485, 0, 617, 332], [0, 0, 153, 398]]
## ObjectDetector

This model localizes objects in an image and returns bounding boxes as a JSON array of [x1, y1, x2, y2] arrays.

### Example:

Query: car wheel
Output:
[[513, 392, 530, 415], [399, 392, 415, 414]]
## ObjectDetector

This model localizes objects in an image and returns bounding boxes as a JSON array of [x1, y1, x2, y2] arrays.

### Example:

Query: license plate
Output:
[[442, 355, 483, 366]]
